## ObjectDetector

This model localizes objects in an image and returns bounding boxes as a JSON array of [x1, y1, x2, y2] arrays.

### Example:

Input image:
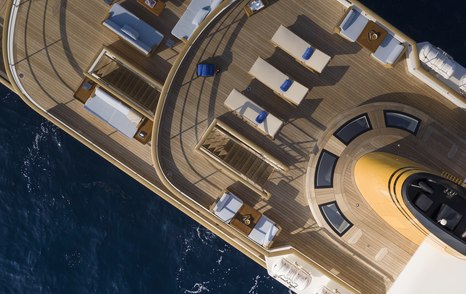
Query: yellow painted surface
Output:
[[354, 152, 429, 244]]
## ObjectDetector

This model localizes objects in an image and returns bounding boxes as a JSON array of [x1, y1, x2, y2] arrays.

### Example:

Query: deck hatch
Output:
[[384, 110, 421, 135], [314, 150, 339, 188], [319, 201, 352, 236], [334, 114, 372, 145]]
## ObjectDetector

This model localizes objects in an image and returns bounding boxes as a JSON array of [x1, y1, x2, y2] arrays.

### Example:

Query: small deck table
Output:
[[231, 203, 262, 235], [137, 0, 166, 16], [134, 118, 153, 144], [357, 21, 388, 53], [244, 0, 269, 17], [73, 77, 96, 103]]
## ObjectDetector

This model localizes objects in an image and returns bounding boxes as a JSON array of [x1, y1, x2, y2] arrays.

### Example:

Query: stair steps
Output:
[[441, 171, 465, 186]]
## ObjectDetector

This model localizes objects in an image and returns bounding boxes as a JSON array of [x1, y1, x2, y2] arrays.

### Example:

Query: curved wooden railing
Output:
[[149, 1, 380, 292], [1, 0, 175, 210], [149, 0, 278, 266], [148, 0, 405, 292]]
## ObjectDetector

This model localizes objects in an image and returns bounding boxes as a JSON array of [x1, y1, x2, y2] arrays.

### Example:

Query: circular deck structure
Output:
[[150, 0, 466, 291]]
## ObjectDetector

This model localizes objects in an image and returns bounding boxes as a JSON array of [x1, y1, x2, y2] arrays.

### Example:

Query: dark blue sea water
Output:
[[0, 85, 289, 294], [0, 1, 464, 293]]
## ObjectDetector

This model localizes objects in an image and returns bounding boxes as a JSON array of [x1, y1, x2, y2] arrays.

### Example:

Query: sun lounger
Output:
[[84, 87, 143, 138], [103, 4, 164, 55], [224, 89, 283, 138], [372, 34, 405, 66], [211, 192, 243, 223], [248, 215, 279, 247], [171, 0, 222, 41], [248, 57, 309, 106], [271, 25, 331, 74], [338, 8, 368, 42]]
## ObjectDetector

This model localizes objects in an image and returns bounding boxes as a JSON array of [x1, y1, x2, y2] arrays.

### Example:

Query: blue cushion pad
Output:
[[197, 63, 216, 77], [255, 111, 268, 123], [302, 47, 314, 60], [280, 79, 293, 92]]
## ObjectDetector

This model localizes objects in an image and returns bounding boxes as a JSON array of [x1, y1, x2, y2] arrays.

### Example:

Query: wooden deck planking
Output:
[[6, 0, 465, 293], [157, 1, 465, 293], [10, 0, 189, 196]]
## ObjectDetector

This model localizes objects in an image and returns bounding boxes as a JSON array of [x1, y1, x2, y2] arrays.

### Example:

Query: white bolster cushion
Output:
[[192, 8, 210, 26], [121, 24, 139, 40]]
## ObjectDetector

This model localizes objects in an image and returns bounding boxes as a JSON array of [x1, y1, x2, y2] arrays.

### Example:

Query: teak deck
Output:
[[4, 0, 466, 293]]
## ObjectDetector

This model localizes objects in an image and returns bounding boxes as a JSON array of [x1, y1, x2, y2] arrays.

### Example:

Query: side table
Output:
[[244, 0, 269, 17], [137, 0, 166, 17]]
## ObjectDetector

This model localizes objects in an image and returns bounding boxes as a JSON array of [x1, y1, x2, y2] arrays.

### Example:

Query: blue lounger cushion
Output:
[[280, 79, 293, 92], [255, 111, 269, 123], [302, 47, 314, 60]]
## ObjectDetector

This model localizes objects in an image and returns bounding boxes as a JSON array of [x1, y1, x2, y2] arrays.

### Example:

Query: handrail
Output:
[[83, 72, 155, 120], [149, 0, 276, 263], [148, 1, 394, 287], [4, 0, 270, 270], [1, 0, 177, 217], [102, 47, 164, 90]]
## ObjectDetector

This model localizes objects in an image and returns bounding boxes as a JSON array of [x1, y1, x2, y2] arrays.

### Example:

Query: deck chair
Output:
[[211, 192, 243, 223], [271, 25, 331, 74], [337, 8, 368, 42], [248, 215, 279, 247], [248, 57, 308, 106], [372, 34, 405, 66], [197, 63, 217, 77]]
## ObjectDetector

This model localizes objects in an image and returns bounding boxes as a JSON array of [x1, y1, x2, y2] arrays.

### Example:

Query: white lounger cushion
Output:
[[339, 8, 368, 42], [271, 25, 331, 74], [248, 215, 278, 247], [372, 34, 405, 65], [171, 0, 216, 41], [224, 89, 283, 138], [84, 88, 143, 138], [192, 8, 210, 25], [248, 57, 308, 106], [103, 4, 164, 55], [212, 192, 243, 223]]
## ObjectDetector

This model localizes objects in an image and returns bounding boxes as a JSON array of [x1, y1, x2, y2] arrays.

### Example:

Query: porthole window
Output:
[[384, 111, 421, 135], [319, 201, 352, 236], [334, 114, 372, 145], [315, 150, 338, 188]]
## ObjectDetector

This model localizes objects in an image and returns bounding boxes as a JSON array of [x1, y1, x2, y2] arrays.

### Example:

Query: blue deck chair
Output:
[[197, 63, 216, 77]]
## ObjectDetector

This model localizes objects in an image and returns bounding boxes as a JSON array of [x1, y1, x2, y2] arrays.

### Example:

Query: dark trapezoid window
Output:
[[384, 111, 421, 135], [334, 114, 372, 145], [315, 150, 339, 188], [319, 201, 352, 236]]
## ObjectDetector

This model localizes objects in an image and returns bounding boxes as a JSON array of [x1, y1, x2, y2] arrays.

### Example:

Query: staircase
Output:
[[101, 66, 159, 113], [441, 171, 465, 187], [202, 129, 274, 186]]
